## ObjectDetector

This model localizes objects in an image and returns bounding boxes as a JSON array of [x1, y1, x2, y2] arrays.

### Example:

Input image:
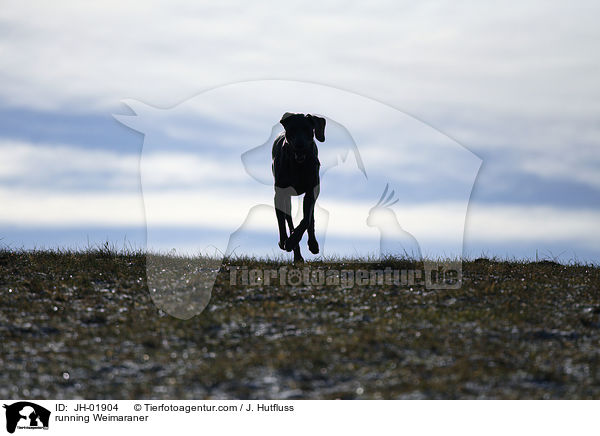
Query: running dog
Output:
[[272, 112, 326, 263]]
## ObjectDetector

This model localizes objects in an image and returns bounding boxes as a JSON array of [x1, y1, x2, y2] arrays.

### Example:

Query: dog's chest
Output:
[[274, 154, 320, 194]]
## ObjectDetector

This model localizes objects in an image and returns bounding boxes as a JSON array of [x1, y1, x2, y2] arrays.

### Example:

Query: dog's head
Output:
[[280, 112, 326, 163]]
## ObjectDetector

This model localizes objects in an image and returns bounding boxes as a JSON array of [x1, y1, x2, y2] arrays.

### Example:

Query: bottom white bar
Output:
[[0, 400, 594, 435]]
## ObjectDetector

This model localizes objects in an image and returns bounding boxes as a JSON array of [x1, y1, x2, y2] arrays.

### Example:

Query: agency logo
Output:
[[3, 402, 50, 434]]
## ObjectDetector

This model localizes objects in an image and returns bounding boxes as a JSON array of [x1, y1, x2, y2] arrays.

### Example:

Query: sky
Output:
[[0, 1, 599, 262]]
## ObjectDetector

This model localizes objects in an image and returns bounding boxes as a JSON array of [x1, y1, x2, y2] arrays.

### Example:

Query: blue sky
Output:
[[0, 1, 599, 262]]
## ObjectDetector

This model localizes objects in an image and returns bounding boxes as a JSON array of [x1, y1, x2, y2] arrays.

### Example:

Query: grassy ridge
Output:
[[1, 249, 599, 399]]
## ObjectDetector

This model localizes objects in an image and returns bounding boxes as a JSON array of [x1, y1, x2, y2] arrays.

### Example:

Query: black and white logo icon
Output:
[[3, 402, 50, 434]]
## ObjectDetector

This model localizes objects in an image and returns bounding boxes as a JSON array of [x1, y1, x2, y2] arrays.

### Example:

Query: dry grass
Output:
[[1, 248, 599, 399]]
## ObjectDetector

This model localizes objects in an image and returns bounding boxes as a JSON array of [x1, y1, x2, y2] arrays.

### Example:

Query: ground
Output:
[[1, 249, 599, 399]]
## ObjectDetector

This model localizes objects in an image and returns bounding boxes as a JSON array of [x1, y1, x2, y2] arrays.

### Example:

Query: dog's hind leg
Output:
[[275, 188, 303, 263], [285, 215, 304, 263], [284, 187, 317, 252]]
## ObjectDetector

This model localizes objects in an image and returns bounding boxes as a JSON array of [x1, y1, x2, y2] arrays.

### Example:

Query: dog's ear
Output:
[[308, 114, 326, 142], [280, 112, 295, 129]]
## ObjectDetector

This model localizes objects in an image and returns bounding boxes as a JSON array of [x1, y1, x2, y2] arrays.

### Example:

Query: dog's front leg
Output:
[[274, 189, 291, 251], [307, 184, 320, 254], [284, 189, 316, 251]]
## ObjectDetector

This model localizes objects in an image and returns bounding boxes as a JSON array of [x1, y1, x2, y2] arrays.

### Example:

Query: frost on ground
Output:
[[1, 250, 599, 399]]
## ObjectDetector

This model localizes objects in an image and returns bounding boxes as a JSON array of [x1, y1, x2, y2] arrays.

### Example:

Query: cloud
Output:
[[0, 135, 596, 257], [0, 139, 248, 190], [1, 0, 598, 118], [518, 145, 600, 190], [1, 185, 598, 252], [1, 1, 599, 258], [1, 1, 598, 195]]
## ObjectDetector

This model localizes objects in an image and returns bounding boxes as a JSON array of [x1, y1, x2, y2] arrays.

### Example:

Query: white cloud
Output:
[[0, 139, 248, 189], [1, 185, 598, 248], [1, 1, 597, 194], [0, 140, 138, 187], [1, 0, 598, 120], [518, 144, 600, 189], [1, 1, 599, 257]]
